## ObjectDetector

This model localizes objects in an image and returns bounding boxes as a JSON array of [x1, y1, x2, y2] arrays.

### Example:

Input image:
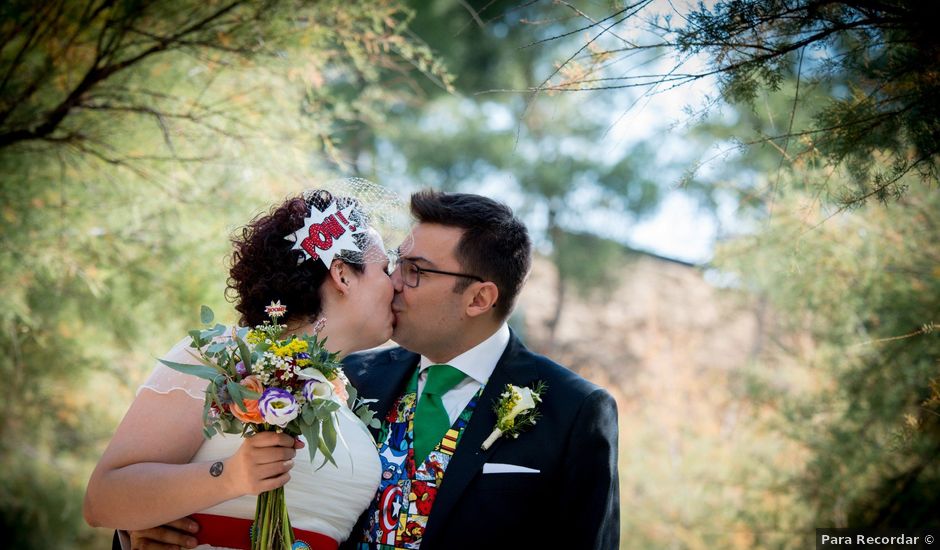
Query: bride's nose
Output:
[[389, 263, 405, 292]]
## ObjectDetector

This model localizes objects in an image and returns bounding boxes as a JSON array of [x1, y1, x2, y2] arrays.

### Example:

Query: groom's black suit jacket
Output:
[[339, 331, 620, 550]]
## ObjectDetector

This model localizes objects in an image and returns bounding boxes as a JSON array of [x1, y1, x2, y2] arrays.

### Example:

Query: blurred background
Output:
[[1, 0, 938, 548]]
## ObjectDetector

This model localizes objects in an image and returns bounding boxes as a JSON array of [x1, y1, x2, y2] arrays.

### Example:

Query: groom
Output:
[[128, 190, 619, 549], [340, 190, 619, 549]]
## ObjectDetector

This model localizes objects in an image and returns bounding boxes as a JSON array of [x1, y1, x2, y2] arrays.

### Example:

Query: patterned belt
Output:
[[191, 513, 338, 550]]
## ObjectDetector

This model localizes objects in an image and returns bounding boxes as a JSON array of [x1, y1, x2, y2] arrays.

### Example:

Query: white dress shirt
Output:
[[416, 323, 510, 424]]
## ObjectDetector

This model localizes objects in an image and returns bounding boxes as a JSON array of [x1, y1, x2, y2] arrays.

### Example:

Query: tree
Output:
[[369, 1, 670, 346], [715, 181, 940, 541], [532, 0, 940, 209], [381, 93, 662, 346], [516, 1, 940, 541], [0, 2, 447, 547], [0, 0, 449, 167]]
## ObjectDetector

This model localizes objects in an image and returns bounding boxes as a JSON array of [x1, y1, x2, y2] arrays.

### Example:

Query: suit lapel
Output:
[[422, 332, 538, 543]]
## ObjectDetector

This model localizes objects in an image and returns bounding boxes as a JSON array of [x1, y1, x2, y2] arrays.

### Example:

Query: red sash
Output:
[[191, 513, 338, 550]]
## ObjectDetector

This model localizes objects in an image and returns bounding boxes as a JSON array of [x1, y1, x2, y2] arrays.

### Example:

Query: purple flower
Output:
[[216, 384, 231, 404], [235, 361, 248, 376], [302, 372, 333, 402], [259, 387, 299, 427]]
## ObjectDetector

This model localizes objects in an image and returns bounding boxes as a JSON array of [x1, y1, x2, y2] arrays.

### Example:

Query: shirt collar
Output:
[[419, 323, 510, 385]]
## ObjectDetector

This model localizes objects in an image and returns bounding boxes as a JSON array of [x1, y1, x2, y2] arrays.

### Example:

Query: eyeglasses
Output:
[[391, 257, 484, 288]]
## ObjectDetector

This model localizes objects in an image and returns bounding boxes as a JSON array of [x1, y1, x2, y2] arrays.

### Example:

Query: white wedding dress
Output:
[[136, 337, 381, 550]]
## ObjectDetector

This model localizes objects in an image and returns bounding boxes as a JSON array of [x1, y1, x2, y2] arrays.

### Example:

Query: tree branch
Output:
[[0, 0, 251, 149]]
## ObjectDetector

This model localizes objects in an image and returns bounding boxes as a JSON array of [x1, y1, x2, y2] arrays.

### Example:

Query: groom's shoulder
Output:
[[342, 346, 408, 388], [342, 345, 415, 374]]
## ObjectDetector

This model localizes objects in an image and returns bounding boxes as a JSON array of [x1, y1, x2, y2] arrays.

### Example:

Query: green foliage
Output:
[[456, 0, 940, 543], [716, 181, 940, 533], [393, 0, 673, 299], [0, 1, 447, 547], [383, 95, 663, 308], [554, 230, 634, 299], [405, 0, 541, 94], [676, 0, 940, 205], [545, 1, 940, 207], [0, 452, 102, 548]]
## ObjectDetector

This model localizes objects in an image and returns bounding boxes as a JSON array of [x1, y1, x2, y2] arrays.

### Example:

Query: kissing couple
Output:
[[85, 181, 620, 550]]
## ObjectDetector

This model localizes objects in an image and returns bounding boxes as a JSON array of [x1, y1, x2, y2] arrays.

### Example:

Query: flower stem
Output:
[[481, 428, 502, 451], [252, 487, 293, 550]]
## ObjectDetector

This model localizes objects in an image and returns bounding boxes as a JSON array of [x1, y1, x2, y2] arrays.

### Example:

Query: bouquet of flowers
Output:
[[160, 301, 378, 550]]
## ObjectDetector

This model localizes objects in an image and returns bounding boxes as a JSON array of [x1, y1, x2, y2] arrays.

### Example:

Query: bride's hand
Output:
[[224, 431, 305, 496]]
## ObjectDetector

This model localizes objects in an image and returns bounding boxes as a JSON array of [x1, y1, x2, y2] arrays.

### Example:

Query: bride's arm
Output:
[[83, 388, 302, 531]]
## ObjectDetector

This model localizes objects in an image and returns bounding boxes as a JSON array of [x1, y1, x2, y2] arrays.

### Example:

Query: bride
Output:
[[84, 185, 405, 549]]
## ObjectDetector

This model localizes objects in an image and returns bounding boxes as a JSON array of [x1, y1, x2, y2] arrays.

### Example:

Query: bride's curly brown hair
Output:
[[226, 191, 365, 327]]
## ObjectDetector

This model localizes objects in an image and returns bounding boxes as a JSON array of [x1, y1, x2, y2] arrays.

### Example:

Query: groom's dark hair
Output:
[[410, 190, 531, 319]]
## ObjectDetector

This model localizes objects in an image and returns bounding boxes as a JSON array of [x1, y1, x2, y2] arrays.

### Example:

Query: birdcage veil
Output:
[[285, 177, 413, 267]]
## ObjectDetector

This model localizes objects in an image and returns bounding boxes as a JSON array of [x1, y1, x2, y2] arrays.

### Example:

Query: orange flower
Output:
[[230, 375, 264, 424], [330, 376, 349, 403]]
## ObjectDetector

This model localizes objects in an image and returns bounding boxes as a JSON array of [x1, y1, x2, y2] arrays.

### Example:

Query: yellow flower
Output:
[[496, 386, 536, 431], [271, 338, 308, 357]]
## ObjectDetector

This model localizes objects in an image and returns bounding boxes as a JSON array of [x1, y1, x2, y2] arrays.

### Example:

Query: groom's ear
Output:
[[464, 282, 499, 318]]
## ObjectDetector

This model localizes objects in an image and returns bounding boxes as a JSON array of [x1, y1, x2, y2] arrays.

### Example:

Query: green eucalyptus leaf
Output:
[[316, 431, 337, 471], [219, 416, 242, 435], [218, 350, 232, 369], [356, 406, 377, 428], [159, 359, 222, 382], [308, 400, 327, 417], [299, 420, 321, 463], [240, 386, 260, 400], [206, 342, 227, 354], [227, 380, 248, 411], [190, 353, 231, 375], [202, 398, 213, 424], [188, 329, 205, 348], [346, 385, 358, 409], [322, 415, 337, 452], [222, 422, 243, 435], [236, 336, 253, 371], [200, 305, 214, 325], [201, 323, 226, 340], [207, 382, 221, 405]]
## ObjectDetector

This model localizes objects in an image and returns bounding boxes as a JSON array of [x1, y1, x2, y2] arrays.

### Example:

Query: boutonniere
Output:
[[481, 382, 547, 451]]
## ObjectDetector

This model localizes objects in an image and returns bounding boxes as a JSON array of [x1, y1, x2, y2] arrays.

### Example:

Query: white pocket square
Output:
[[482, 463, 540, 474]]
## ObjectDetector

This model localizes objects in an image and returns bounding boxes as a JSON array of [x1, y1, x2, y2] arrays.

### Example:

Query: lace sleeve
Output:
[[137, 337, 209, 401]]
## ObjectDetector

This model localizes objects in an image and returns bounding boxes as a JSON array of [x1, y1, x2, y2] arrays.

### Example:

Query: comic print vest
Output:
[[358, 370, 483, 549]]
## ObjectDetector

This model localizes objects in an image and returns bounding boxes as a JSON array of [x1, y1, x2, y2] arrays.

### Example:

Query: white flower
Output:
[[259, 388, 299, 427], [504, 386, 537, 425], [300, 370, 333, 401]]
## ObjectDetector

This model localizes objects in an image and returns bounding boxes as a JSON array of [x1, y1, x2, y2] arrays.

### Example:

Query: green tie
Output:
[[413, 364, 466, 463]]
